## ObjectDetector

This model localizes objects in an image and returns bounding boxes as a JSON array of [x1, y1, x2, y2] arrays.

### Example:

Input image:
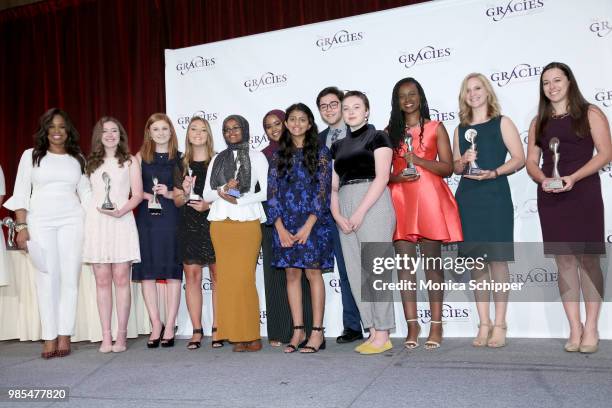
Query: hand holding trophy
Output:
[[148, 176, 163, 215], [187, 167, 202, 203], [543, 137, 564, 190], [401, 129, 420, 180], [2, 217, 18, 250], [101, 172, 116, 210], [225, 159, 242, 198], [464, 129, 484, 176]]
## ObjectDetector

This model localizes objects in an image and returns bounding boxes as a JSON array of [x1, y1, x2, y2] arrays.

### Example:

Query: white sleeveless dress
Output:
[[82, 158, 140, 264]]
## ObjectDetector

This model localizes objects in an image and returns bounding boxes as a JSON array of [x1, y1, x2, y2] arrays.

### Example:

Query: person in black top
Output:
[[173, 116, 217, 349], [330, 91, 396, 355], [316, 87, 363, 344]]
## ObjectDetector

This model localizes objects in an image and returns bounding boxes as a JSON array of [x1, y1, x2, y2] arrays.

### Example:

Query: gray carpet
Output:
[[0, 337, 610, 408]]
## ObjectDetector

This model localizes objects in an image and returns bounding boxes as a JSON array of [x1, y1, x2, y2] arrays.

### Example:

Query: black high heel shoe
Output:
[[161, 326, 176, 348], [187, 328, 204, 350], [147, 324, 164, 349], [300, 327, 326, 353], [284, 325, 306, 353], [211, 327, 224, 348]]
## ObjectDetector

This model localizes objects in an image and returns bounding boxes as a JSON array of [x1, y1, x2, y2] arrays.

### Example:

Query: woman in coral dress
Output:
[[387, 77, 462, 350]]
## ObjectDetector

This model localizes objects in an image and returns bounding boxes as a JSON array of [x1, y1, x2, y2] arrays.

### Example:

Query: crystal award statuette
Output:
[[148, 176, 163, 215], [101, 172, 116, 210], [543, 137, 563, 190], [188, 167, 202, 202], [2, 217, 18, 250], [226, 159, 242, 198], [401, 130, 419, 179], [464, 128, 484, 176]]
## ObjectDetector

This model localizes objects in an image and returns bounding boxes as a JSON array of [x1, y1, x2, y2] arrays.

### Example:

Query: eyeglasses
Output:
[[319, 101, 339, 112], [223, 126, 242, 134]]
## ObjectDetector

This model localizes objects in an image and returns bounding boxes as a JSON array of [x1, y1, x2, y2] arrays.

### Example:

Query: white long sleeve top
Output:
[[203, 149, 268, 223], [3, 149, 91, 222]]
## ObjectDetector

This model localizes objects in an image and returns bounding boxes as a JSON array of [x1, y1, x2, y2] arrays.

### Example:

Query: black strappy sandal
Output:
[[284, 325, 306, 353], [187, 328, 203, 350], [300, 327, 326, 353], [211, 327, 224, 348]]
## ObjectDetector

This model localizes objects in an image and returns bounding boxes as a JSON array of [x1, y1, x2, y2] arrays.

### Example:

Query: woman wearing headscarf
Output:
[[203, 114, 269, 352]]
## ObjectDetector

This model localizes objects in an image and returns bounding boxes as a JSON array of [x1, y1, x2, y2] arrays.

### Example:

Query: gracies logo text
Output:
[[176, 56, 215, 76], [176, 111, 219, 129], [490, 64, 542, 87], [590, 20, 612, 38], [429, 108, 457, 123], [250, 134, 269, 151], [595, 90, 612, 108], [316, 30, 364, 52], [398, 46, 451, 69], [244, 72, 287, 93], [486, 0, 545, 22]]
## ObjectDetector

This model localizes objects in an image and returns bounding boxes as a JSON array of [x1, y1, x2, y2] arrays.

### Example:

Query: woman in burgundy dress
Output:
[[526, 62, 611, 354]]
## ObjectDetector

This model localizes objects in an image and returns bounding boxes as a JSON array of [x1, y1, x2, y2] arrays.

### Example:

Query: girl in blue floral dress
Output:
[[267, 103, 333, 354]]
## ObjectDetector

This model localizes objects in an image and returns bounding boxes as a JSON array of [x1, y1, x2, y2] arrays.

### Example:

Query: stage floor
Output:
[[1, 337, 611, 407]]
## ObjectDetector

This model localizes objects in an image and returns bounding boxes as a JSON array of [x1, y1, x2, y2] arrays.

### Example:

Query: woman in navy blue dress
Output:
[[267, 103, 333, 354], [133, 113, 183, 348]]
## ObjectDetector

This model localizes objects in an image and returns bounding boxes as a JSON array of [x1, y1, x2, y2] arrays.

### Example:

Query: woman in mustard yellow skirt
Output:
[[203, 114, 268, 352]]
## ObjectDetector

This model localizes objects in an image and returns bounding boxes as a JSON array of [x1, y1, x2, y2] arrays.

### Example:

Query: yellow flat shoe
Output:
[[354, 340, 370, 353], [359, 340, 392, 355]]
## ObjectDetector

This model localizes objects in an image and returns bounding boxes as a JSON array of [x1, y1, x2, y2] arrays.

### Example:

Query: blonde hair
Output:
[[139, 113, 179, 163], [458, 73, 501, 126], [181, 116, 215, 176]]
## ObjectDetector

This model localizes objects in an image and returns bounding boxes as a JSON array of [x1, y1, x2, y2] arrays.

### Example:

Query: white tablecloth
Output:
[[0, 251, 153, 342]]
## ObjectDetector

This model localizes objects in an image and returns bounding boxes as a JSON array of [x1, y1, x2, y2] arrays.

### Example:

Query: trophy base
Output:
[[401, 168, 420, 178], [544, 179, 564, 190], [227, 188, 241, 198], [101, 203, 116, 211], [466, 167, 484, 176], [6, 245, 19, 251], [148, 202, 162, 215], [188, 194, 202, 203]]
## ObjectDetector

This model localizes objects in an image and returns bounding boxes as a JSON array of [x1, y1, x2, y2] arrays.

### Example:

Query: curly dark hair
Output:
[[32, 108, 85, 173], [86, 116, 132, 175], [386, 78, 431, 150], [277, 103, 320, 178]]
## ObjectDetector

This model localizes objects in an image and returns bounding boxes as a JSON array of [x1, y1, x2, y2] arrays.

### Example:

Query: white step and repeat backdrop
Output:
[[165, 0, 612, 339]]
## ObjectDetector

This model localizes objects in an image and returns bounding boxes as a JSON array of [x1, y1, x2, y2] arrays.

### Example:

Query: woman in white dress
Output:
[[4, 108, 91, 359], [82, 117, 143, 353], [0, 164, 8, 287]]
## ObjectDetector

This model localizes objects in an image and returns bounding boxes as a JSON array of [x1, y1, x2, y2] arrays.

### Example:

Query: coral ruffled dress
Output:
[[388, 120, 463, 243]]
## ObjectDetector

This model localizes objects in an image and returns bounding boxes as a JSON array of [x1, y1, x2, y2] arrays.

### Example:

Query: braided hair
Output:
[[386, 77, 431, 151]]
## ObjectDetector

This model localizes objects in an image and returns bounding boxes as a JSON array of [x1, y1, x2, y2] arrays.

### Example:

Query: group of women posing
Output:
[[3, 61, 610, 358]]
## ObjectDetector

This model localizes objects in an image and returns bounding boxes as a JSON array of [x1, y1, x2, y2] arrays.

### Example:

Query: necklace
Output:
[[551, 110, 570, 119]]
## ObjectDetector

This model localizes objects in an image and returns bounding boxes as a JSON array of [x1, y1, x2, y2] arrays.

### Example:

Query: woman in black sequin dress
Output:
[[173, 116, 217, 349]]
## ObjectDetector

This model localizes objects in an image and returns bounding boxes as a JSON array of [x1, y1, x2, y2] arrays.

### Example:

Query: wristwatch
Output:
[[15, 223, 28, 232]]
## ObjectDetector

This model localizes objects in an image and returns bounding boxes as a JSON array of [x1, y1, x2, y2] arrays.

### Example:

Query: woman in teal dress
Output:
[[452, 73, 525, 349]]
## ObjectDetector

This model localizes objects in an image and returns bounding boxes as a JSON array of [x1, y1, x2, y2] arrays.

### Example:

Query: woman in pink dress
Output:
[[387, 77, 463, 350], [83, 117, 143, 353]]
